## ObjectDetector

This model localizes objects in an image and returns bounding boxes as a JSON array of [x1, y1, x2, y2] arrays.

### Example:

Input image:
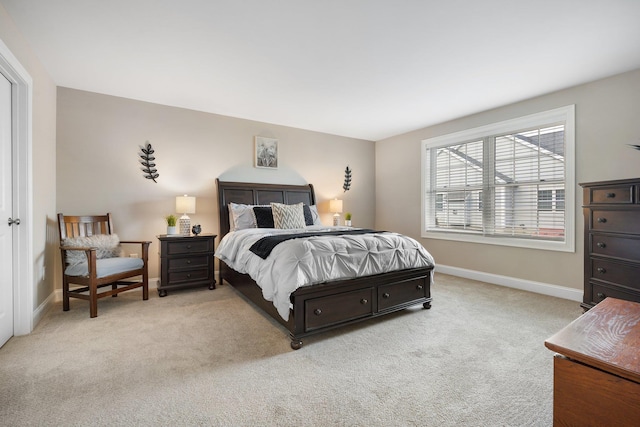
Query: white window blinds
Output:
[[422, 106, 575, 252]]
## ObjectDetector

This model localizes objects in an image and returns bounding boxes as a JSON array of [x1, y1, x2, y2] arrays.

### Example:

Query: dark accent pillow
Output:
[[303, 205, 314, 226], [253, 206, 274, 228]]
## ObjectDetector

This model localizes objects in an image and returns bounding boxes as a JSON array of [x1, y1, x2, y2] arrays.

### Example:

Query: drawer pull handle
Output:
[[596, 217, 607, 223], [416, 284, 424, 290], [606, 192, 616, 198], [314, 308, 322, 316], [596, 242, 606, 248], [596, 267, 606, 274], [187, 244, 192, 249], [187, 273, 191, 278], [383, 293, 390, 299], [360, 298, 368, 305], [187, 260, 191, 264], [597, 292, 606, 300]]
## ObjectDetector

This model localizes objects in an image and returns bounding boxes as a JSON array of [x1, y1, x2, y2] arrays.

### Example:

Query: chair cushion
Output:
[[63, 234, 122, 265], [64, 257, 144, 278]]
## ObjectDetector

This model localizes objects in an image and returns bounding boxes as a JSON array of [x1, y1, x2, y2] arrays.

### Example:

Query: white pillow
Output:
[[229, 203, 258, 231], [308, 205, 322, 225], [271, 202, 307, 229], [63, 234, 122, 265]]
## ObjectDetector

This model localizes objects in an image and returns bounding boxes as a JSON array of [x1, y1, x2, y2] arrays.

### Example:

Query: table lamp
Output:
[[329, 198, 343, 226], [176, 195, 196, 236]]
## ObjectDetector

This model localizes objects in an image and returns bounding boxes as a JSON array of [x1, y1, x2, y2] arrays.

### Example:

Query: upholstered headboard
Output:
[[216, 179, 316, 238]]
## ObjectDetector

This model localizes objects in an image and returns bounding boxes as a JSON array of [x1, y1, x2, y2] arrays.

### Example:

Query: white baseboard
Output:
[[32, 291, 57, 329], [434, 264, 582, 302]]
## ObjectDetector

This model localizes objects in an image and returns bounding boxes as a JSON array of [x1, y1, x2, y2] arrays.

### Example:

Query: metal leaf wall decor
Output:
[[139, 141, 159, 183], [343, 165, 352, 192]]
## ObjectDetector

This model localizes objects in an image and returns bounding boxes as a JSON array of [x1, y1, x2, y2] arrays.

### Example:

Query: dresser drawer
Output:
[[167, 268, 211, 285], [167, 255, 211, 270], [589, 281, 640, 305], [589, 185, 634, 204], [590, 210, 640, 234], [305, 288, 373, 331], [591, 259, 640, 290], [165, 239, 213, 255], [378, 276, 429, 311], [590, 234, 640, 262]]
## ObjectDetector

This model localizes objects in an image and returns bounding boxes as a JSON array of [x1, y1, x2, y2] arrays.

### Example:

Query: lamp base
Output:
[[179, 215, 191, 236], [333, 214, 340, 226]]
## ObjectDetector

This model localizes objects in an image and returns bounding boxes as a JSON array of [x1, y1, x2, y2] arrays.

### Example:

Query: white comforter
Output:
[[215, 226, 435, 320]]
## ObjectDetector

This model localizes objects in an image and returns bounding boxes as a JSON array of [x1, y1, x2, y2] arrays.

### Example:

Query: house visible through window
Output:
[[421, 106, 575, 252]]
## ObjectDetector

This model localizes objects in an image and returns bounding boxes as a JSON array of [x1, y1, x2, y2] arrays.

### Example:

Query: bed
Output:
[[215, 179, 435, 349]]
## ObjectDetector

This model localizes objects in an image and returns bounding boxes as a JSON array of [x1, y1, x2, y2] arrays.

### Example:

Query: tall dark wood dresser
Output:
[[580, 178, 640, 310]]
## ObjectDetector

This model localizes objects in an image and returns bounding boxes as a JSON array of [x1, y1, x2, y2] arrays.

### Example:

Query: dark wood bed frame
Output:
[[216, 179, 433, 349]]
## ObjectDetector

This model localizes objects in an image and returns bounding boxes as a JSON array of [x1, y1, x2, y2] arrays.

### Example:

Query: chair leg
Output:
[[89, 282, 98, 318], [142, 276, 149, 301], [63, 279, 70, 311]]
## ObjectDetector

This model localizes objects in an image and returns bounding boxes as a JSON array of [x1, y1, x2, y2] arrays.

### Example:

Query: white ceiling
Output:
[[3, 0, 640, 141]]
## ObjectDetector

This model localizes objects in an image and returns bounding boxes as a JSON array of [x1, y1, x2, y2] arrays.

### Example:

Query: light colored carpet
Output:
[[0, 274, 582, 426]]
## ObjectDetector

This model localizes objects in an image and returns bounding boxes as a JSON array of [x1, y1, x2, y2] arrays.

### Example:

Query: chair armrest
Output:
[[59, 245, 99, 275], [119, 241, 151, 262], [60, 245, 98, 252]]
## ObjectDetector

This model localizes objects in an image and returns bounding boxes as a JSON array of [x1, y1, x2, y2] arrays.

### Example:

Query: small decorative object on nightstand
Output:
[[344, 212, 352, 227], [192, 224, 201, 235], [165, 214, 178, 235], [157, 233, 216, 297]]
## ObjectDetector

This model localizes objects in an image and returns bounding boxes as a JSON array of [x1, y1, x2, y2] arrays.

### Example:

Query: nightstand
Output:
[[157, 233, 216, 297]]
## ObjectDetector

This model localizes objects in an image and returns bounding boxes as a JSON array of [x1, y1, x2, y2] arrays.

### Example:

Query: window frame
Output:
[[421, 105, 575, 252]]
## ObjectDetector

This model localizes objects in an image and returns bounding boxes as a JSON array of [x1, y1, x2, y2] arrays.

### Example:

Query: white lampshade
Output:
[[329, 199, 343, 214], [176, 195, 196, 214]]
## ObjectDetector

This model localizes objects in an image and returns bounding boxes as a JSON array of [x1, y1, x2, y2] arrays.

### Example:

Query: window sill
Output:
[[421, 230, 575, 252]]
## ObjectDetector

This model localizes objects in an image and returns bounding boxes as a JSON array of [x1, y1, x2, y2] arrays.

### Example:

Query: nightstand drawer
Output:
[[165, 239, 213, 255], [167, 268, 210, 284], [167, 255, 211, 270]]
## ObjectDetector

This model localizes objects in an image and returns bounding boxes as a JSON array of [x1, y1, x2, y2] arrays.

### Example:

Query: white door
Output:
[[0, 73, 13, 348]]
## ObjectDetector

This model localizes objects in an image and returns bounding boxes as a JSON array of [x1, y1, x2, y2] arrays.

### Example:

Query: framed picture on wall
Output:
[[254, 136, 278, 169]]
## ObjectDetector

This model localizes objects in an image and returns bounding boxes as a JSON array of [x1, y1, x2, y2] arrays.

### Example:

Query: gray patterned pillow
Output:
[[63, 234, 122, 265], [271, 202, 307, 229]]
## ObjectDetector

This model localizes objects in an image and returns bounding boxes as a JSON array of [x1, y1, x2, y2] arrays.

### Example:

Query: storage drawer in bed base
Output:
[[220, 262, 433, 350]]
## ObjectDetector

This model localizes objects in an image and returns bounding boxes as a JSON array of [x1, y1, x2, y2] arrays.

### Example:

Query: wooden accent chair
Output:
[[57, 213, 151, 318]]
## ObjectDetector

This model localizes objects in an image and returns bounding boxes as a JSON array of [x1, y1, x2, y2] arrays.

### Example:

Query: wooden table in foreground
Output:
[[544, 298, 640, 426]]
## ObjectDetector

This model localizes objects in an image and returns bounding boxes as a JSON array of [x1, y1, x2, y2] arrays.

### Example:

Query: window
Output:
[[421, 106, 575, 252]]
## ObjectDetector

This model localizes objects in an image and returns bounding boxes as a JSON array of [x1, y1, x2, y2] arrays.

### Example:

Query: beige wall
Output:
[[56, 88, 374, 283], [0, 5, 57, 309], [376, 68, 640, 292]]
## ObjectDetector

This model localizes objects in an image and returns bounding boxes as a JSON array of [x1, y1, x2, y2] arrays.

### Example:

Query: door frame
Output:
[[0, 38, 34, 336]]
